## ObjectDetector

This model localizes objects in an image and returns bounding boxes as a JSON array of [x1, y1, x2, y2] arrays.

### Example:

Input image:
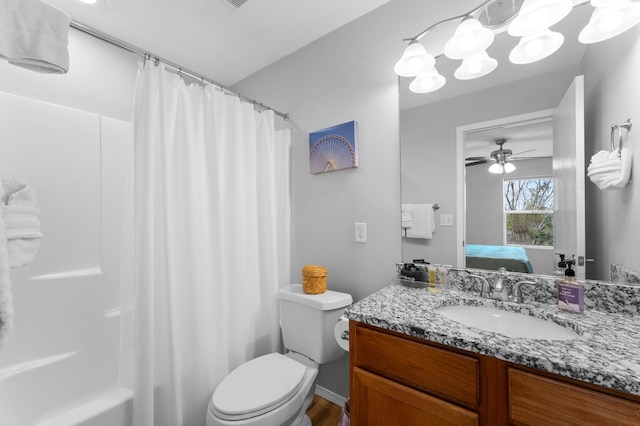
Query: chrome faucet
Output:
[[468, 269, 537, 304], [467, 274, 493, 298], [509, 280, 537, 303], [492, 267, 510, 301]]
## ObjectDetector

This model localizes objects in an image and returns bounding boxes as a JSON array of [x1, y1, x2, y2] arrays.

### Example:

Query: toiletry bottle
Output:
[[557, 261, 585, 314], [554, 253, 567, 277]]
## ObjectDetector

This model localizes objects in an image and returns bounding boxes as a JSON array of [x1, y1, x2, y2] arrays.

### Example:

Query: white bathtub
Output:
[[36, 388, 133, 426], [0, 269, 130, 425]]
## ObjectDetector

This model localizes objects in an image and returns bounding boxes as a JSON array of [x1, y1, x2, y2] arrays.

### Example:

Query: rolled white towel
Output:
[[587, 145, 633, 190], [0, 0, 71, 74]]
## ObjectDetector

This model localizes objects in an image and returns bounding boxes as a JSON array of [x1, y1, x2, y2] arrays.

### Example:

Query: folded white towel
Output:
[[0, 0, 71, 74], [587, 144, 633, 190], [2, 180, 42, 268], [404, 204, 435, 239], [401, 205, 413, 229], [0, 190, 11, 349]]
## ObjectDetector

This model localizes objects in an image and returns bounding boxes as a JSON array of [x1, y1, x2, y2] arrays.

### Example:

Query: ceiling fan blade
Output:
[[465, 156, 492, 162], [510, 148, 535, 157], [465, 158, 495, 167]]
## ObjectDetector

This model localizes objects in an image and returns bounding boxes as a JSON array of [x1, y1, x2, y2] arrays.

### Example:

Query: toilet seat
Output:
[[211, 353, 307, 421]]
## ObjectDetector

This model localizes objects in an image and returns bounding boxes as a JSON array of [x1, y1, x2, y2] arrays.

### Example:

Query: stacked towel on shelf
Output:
[[2, 179, 43, 268], [587, 144, 633, 190], [402, 204, 435, 239], [0, 0, 71, 74], [0, 204, 11, 349]]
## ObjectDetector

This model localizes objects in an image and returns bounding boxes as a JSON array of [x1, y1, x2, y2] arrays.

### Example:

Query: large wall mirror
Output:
[[400, 2, 640, 282]]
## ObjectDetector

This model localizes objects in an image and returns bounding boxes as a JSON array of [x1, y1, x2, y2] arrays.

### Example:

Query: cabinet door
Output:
[[352, 367, 479, 426], [509, 368, 640, 426]]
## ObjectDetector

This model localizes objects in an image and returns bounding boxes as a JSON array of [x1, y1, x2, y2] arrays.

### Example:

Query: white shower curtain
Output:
[[119, 63, 291, 426]]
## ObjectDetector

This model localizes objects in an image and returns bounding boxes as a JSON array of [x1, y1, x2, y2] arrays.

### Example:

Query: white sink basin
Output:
[[436, 305, 579, 341]]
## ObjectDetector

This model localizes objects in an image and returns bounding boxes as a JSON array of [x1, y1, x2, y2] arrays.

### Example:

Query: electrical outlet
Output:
[[440, 214, 454, 227], [355, 222, 367, 243]]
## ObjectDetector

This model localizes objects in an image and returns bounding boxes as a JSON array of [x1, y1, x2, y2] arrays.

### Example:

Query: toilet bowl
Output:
[[206, 284, 352, 426], [207, 352, 318, 426]]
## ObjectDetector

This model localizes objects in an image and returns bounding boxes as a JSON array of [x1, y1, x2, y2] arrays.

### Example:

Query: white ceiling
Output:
[[45, 0, 392, 87]]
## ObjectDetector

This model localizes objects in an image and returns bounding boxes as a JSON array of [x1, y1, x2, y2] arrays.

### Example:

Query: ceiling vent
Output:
[[220, 0, 249, 10]]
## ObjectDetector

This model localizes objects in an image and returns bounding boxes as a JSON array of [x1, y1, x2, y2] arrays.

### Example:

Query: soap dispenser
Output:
[[557, 260, 584, 314], [554, 253, 567, 277]]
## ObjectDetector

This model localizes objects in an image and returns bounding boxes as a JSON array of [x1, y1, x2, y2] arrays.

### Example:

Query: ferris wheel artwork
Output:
[[309, 120, 359, 174]]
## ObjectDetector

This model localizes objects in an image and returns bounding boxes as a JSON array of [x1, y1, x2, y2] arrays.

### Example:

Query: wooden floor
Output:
[[307, 395, 343, 426]]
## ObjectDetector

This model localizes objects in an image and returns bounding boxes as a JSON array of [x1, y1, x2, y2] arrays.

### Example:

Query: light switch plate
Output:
[[440, 214, 454, 227]]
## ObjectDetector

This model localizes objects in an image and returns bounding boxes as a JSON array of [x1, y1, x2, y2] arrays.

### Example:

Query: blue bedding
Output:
[[465, 244, 534, 273]]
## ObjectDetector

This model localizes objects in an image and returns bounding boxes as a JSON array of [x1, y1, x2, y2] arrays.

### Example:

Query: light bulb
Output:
[[467, 59, 482, 75], [459, 32, 477, 51], [489, 163, 504, 174], [579, 1, 640, 43], [525, 38, 545, 57], [510, 30, 564, 64], [508, 0, 573, 36], [394, 42, 435, 77], [409, 68, 446, 93], [454, 51, 498, 80], [526, 7, 551, 28], [406, 57, 424, 74], [504, 162, 516, 173], [444, 19, 494, 60], [598, 8, 624, 32]]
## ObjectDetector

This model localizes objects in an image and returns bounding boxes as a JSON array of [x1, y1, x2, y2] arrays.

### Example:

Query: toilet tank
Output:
[[278, 284, 353, 364]]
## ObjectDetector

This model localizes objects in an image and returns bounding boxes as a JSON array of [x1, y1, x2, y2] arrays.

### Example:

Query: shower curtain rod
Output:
[[69, 20, 290, 121]]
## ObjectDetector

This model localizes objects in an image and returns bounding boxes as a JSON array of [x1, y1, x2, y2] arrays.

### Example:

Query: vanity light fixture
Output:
[[397, 0, 640, 94]]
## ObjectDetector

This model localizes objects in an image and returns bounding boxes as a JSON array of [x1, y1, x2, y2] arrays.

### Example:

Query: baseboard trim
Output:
[[315, 385, 347, 407]]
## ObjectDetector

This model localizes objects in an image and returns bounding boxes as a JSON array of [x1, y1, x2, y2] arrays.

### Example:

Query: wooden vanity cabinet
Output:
[[349, 322, 507, 425], [349, 321, 640, 426]]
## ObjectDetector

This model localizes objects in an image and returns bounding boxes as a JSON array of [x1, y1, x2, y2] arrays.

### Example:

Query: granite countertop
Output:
[[345, 283, 640, 396]]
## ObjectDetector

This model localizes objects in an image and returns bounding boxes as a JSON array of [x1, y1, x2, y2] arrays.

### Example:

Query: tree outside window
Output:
[[504, 178, 553, 247]]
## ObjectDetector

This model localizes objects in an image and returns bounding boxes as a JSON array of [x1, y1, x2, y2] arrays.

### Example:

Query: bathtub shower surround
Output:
[[0, 178, 42, 348], [119, 62, 291, 426], [0, 90, 132, 425]]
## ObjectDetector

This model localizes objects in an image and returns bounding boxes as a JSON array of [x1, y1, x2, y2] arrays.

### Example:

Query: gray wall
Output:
[[400, 69, 579, 268], [583, 25, 640, 280], [231, 2, 406, 398]]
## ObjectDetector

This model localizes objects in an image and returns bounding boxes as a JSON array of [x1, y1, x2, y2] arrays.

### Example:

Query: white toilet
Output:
[[206, 284, 353, 426]]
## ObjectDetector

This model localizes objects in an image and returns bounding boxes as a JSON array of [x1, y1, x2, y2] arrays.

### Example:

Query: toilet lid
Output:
[[212, 353, 307, 417]]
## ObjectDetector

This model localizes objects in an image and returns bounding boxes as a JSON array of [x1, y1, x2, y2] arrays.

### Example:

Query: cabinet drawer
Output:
[[509, 368, 640, 426], [352, 325, 479, 407], [353, 367, 479, 426]]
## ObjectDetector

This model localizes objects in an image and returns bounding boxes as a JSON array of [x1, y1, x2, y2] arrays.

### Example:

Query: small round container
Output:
[[301, 265, 327, 294]]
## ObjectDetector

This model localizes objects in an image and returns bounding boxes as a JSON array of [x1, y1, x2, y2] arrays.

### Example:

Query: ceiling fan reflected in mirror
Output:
[[465, 138, 535, 174]]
